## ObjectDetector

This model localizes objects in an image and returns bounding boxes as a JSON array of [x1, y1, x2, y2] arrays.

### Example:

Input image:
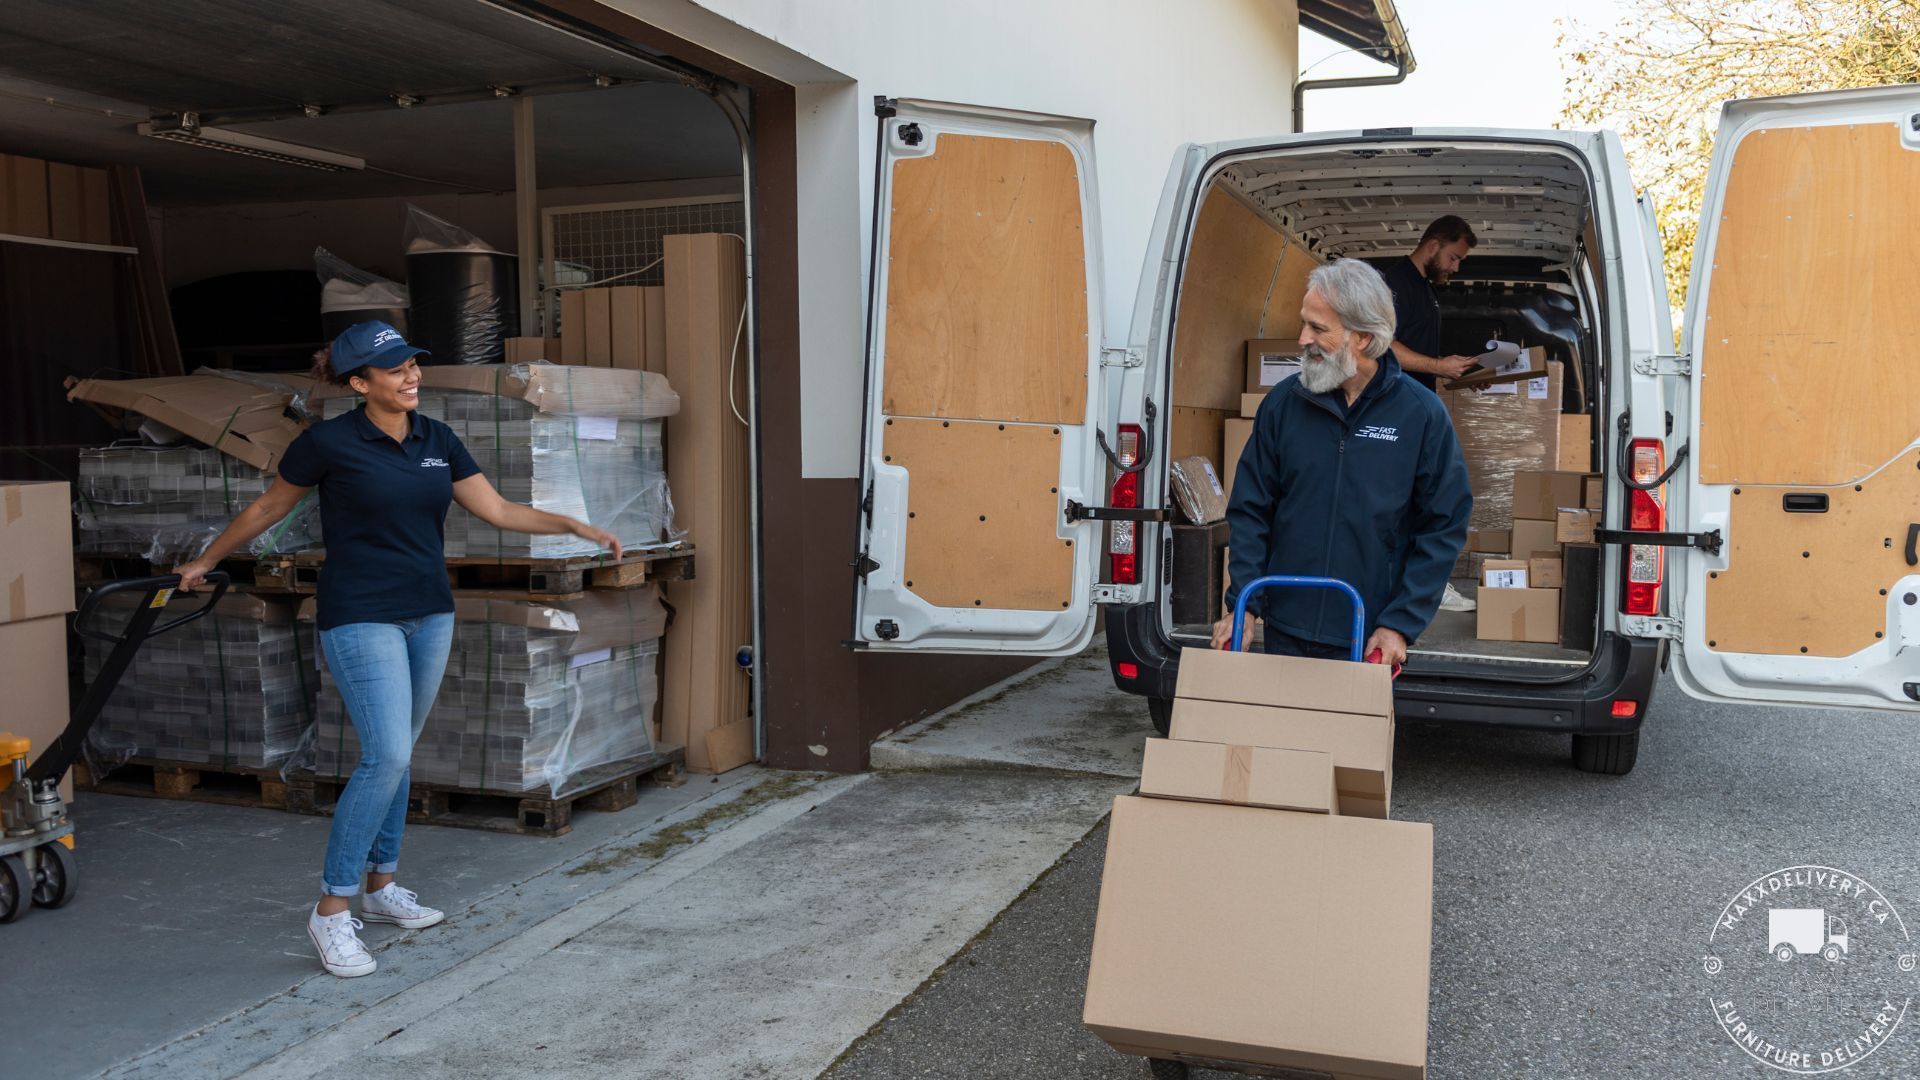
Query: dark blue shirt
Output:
[[278, 406, 480, 631], [1380, 256, 1442, 392]]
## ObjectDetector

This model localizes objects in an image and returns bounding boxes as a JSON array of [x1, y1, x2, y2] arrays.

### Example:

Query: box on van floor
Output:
[[1084, 795, 1433, 1080], [1477, 587, 1560, 644]]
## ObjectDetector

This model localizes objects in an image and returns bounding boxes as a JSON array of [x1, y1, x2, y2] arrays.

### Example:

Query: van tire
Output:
[[1148, 696, 1173, 737], [1571, 731, 1639, 775]]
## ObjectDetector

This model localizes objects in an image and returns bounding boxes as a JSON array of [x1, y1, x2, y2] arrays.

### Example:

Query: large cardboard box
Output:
[[1512, 470, 1591, 521], [1477, 587, 1561, 643], [1222, 418, 1253, 498], [1244, 340, 1302, 393], [1, 615, 74, 801], [1556, 508, 1597, 544], [1084, 795, 1433, 1078], [1530, 554, 1566, 589], [1442, 361, 1564, 530], [2, 481, 75, 625], [1466, 528, 1510, 554], [1169, 700, 1390, 818], [1175, 646, 1392, 719], [1141, 739, 1335, 813], [65, 371, 306, 473], [1239, 392, 1265, 418], [1557, 413, 1592, 472], [1510, 518, 1560, 560]]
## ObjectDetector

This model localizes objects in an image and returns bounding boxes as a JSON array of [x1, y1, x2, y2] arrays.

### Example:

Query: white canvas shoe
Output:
[[1440, 582, 1477, 613], [308, 907, 377, 978], [361, 883, 446, 930]]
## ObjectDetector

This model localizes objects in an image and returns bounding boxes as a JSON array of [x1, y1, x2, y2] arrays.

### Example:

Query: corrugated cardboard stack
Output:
[[309, 589, 666, 795], [1, 480, 78, 801], [1085, 646, 1433, 1078], [1476, 469, 1603, 645], [316, 364, 682, 559], [84, 593, 314, 771]]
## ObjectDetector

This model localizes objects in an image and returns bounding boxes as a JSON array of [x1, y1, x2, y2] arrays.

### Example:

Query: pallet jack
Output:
[[0, 571, 228, 922]]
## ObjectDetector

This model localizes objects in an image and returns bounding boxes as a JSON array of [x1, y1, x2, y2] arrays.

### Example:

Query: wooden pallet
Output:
[[75, 554, 311, 594], [279, 546, 694, 598], [73, 756, 292, 810], [283, 744, 686, 837]]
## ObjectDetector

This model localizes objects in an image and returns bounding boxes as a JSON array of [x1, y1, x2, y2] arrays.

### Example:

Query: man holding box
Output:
[[1214, 259, 1472, 669]]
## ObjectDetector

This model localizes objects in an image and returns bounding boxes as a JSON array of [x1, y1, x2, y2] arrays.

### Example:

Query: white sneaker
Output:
[[308, 907, 377, 978], [361, 883, 446, 930], [1440, 582, 1477, 613]]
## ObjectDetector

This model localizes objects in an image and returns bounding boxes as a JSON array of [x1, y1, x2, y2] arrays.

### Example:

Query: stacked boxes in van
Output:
[[1476, 469, 1602, 645], [1085, 646, 1433, 1077]]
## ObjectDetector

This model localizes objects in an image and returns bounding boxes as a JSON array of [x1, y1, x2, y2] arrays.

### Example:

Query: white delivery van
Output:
[[848, 87, 1920, 776]]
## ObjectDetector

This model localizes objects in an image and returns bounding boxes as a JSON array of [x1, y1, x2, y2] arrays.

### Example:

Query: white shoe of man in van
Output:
[[1440, 583, 1476, 613]]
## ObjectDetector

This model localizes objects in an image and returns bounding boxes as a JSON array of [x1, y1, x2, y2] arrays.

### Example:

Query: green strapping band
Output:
[[257, 490, 314, 557], [212, 405, 244, 516]]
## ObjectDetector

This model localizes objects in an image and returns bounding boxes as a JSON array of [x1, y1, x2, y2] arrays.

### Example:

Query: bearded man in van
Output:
[[1212, 258, 1472, 669]]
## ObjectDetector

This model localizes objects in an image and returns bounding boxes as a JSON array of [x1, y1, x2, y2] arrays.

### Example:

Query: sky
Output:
[[1298, 0, 1634, 132]]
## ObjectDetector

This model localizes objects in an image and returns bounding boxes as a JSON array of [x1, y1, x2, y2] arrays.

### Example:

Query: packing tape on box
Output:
[[1221, 744, 1252, 805], [4, 484, 19, 524]]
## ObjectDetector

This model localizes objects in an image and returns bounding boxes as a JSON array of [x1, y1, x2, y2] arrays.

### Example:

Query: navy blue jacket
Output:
[[1224, 352, 1471, 648]]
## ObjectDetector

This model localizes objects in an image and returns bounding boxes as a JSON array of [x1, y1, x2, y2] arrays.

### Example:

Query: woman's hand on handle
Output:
[[175, 558, 215, 593], [570, 520, 623, 561]]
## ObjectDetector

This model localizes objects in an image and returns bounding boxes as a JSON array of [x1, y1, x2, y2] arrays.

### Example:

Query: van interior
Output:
[[1161, 141, 1609, 675]]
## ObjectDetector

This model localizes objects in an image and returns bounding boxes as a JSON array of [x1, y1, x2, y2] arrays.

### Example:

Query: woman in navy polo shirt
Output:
[[175, 321, 621, 978]]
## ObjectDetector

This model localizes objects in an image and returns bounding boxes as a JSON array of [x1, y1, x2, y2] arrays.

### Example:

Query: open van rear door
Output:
[[1670, 87, 1920, 711], [850, 100, 1106, 653]]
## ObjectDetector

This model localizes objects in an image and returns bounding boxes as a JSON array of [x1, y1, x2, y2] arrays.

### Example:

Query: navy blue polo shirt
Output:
[[1381, 255, 1443, 392], [278, 405, 481, 631]]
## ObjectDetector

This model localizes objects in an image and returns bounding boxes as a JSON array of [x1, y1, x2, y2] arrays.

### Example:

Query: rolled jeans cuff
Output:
[[366, 860, 399, 875], [321, 879, 362, 898]]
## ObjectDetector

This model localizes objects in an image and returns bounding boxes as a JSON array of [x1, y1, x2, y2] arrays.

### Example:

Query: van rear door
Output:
[[1669, 87, 1920, 712], [849, 99, 1107, 654]]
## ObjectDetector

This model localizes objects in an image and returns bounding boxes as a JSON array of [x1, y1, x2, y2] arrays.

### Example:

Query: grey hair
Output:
[[1306, 259, 1397, 360]]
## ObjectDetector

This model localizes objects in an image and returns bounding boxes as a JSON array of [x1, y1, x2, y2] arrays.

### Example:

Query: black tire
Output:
[[1148, 1060, 1190, 1080], [1148, 696, 1173, 737], [32, 842, 76, 909], [1571, 731, 1640, 775], [0, 853, 31, 923]]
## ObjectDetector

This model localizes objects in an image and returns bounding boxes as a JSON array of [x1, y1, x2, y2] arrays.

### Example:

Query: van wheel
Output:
[[1571, 731, 1639, 775], [1148, 697, 1173, 737]]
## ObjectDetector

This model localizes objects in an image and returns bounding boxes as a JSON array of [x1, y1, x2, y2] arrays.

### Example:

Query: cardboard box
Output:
[[1444, 345, 1547, 390], [1442, 362, 1564, 531], [1084, 796, 1432, 1079], [610, 285, 645, 370], [1239, 392, 1265, 418], [1140, 739, 1335, 814], [1529, 555, 1565, 589], [1512, 470, 1592, 522], [1479, 558, 1530, 590], [65, 371, 307, 473], [1466, 551, 1509, 583], [5, 155, 49, 238], [560, 290, 587, 365], [1556, 508, 1598, 544], [1477, 587, 1561, 643], [1466, 528, 1510, 554], [504, 337, 562, 363], [1584, 475, 1603, 509], [1222, 418, 1253, 497], [1169, 699, 1390, 817], [1510, 518, 1560, 560], [1, 481, 75, 625], [584, 287, 613, 367], [1557, 413, 1592, 472], [1244, 340, 1302, 393], [1175, 646, 1394, 719], [1, 615, 75, 801]]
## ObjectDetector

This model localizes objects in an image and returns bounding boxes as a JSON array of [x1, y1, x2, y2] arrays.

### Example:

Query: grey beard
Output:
[[1300, 343, 1358, 394]]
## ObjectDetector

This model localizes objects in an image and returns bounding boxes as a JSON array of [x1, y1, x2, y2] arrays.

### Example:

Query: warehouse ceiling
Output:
[[0, 0, 742, 204]]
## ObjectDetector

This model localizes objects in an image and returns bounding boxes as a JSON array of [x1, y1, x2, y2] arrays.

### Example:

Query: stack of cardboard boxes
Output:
[[1085, 646, 1433, 1077], [1, 481, 77, 800], [1473, 469, 1604, 645]]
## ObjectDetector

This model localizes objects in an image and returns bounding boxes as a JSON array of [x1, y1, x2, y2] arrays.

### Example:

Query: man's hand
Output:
[[1364, 627, 1408, 669], [1435, 355, 1479, 380]]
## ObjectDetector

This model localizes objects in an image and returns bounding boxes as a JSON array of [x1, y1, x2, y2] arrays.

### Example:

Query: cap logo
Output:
[[372, 328, 402, 348]]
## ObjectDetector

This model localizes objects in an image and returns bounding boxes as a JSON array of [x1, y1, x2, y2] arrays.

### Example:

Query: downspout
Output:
[[1291, 50, 1409, 133]]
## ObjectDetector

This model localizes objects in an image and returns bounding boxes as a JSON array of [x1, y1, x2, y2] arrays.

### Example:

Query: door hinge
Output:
[[1101, 346, 1144, 369], [851, 551, 880, 578], [861, 481, 874, 527], [1593, 528, 1723, 557], [1064, 500, 1172, 524], [1622, 615, 1683, 640], [1092, 583, 1144, 604], [1634, 353, 1692, 377], [873, 96, 897, 119]]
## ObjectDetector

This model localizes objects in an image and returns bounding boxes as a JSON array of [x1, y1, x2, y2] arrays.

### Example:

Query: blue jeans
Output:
[[316, 613, 455, 897]]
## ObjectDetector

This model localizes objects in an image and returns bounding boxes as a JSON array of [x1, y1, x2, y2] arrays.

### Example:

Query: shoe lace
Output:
[[327, 916, 369, 957], [380, 885, 422, 913]]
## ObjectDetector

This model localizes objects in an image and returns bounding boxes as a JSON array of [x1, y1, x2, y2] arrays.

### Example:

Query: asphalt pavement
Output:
[[827, 674, 1920, 1080]]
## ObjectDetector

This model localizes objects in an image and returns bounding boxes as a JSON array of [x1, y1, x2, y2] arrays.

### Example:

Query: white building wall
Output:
[[598, 0, 1303, 477]]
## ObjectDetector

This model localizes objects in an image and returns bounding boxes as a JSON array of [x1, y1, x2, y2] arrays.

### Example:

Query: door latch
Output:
[[1633, 353, 1692, 377], [1064, 501, 1172, 524], [1593, 528, 1723, 557], [1100, 346, 1144, 368]]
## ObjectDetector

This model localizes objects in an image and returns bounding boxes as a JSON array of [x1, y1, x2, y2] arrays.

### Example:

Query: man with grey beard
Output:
[[1214, 259, 1472, 669]]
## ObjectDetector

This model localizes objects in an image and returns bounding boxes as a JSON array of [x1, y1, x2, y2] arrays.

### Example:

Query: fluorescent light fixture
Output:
[[137, 115, 364, 172]]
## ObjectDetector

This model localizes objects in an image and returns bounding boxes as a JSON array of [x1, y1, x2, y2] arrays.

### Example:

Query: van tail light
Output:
[[1623, 438, 1666, 616], [1108, 425, 1142, 584]]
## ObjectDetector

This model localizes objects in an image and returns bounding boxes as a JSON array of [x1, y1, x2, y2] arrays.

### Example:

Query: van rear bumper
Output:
[[1103, 602, 1661, 735]]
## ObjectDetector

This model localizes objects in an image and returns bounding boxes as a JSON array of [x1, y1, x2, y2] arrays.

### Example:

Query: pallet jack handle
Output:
[[1228, 575, 1367, 662], [24, 572, 230, 787]]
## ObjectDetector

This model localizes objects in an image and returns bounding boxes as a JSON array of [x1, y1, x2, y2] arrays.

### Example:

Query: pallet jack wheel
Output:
[[1147, 1060, 1189, 1079], [32, 842, 76, 909], [0, 853, 31, 923]]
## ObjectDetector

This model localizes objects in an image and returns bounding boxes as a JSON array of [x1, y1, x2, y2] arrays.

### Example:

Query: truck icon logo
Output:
[[1768, 907, 1849, 963]]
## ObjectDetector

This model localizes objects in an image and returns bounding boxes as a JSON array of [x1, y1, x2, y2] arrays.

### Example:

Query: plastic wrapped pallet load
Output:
[[306, 588, 666, 796], [315, 363, 683, 559], [84, 592, 316, 772], [1440, 356, 1564, 531]]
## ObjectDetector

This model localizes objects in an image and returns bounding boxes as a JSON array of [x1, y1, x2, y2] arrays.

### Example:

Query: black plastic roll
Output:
[[405, 250, 519, 365]]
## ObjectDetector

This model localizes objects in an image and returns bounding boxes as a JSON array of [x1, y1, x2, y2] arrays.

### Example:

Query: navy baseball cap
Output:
[[332, 320, 429, 373]]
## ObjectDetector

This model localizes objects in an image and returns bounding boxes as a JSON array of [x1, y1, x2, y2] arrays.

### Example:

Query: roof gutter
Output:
[[1293, 0, 1416, 133]]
